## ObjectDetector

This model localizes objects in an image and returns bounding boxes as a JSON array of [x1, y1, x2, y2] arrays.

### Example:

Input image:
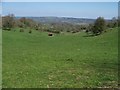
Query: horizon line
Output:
[[1, 15, 116, 20]]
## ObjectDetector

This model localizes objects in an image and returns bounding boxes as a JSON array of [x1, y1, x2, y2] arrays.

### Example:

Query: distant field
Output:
[[2, 28, 118, 88]]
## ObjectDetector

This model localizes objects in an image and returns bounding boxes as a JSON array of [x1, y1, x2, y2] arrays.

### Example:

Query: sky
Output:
[[1, 2, 118, 19], [1, 0, 119, 2]]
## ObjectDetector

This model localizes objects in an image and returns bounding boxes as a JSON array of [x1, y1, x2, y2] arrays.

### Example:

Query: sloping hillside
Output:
[[2, 28, 118, 88]]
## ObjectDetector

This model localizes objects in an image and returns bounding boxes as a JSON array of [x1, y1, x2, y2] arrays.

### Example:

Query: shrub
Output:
[[86, 17, 106, 36], [36, 28, 38, 30], [66, 30, 70, 32], [72, 31, 77, 33], [29, 30, 32, 33], [52, 30, 60, 34], [3, 28, 11, 31], [20, 29, 24, 32], [2, 14, 15, 30], [92, 17, 106, 35]]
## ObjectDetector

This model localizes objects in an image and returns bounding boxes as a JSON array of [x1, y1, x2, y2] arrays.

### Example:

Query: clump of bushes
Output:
[[3, 28, 11, 31], [52, 30, 60, 34], [66, 30, 70, 32], [72, 30, 79, 33], [36, 28, 38, 30], [86, 17, 106, 36], [29, 30, 32, 33], [20, 29, 24, 32], [45, 28, 60, 34], [72, 31, 77, 33]]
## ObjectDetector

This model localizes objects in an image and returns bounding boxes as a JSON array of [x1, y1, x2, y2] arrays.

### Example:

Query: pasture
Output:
[[0, 29, 2, 89], [2, 28, 118, 88]]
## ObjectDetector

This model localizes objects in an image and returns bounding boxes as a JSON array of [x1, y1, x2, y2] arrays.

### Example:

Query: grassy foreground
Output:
[[2, 28, 118, 88], [0, 29, 2, 89]]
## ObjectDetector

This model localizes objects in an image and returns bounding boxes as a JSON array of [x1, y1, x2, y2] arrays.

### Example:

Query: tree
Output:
[[2, 14, 15, 30], [106, 17, 118, 28], [92, 17, 106, 35], [111, 17, 118, 28], [19, 17, 38, 29], [15, 19, 24, 28], [19, 17, 26, 28]]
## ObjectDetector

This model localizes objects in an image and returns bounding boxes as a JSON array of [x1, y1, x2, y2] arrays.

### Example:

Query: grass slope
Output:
[[3, 28, 118, 88], [0, 29, 2, 89]]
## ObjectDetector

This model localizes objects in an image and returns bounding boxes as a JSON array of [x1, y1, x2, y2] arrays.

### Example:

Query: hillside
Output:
[[2, 28, 118, 88]]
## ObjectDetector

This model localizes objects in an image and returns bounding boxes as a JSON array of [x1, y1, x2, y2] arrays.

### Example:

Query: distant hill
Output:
[[16, 16, 111, 25], [16, 17, 96, 25]]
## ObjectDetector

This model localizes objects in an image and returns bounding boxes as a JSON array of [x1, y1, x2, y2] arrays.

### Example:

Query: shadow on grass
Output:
[[83, 34, 95, 37]]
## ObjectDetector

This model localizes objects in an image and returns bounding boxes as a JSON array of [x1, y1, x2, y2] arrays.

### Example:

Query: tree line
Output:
[[1, 14, 119, 36], [86, 17, 119, 36]]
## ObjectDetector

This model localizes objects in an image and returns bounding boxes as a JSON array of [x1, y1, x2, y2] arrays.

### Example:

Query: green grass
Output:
[[2, 28, 118, 88], [0, 29, 2, 89]]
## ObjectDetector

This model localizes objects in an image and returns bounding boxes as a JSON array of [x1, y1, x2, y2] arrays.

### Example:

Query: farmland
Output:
[[2, 27, 118, 88]]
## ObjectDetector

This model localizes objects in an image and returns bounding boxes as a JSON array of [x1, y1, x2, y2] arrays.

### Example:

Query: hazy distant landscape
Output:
[[1, 2, 119, 88], [23, 17, 96, 24]]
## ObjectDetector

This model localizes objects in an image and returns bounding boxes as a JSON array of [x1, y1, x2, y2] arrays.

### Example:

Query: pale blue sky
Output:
[[2, 0, 119, 2], [2, 2, 118, 19]]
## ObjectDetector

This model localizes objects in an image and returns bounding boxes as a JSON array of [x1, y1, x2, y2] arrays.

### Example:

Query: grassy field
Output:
[[0, 29, 2, 89], [2, 28, 118, 88]]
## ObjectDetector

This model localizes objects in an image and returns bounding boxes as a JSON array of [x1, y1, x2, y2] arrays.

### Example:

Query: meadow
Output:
[[0, 29, 2, 89], [2, 28, 118, 88]]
